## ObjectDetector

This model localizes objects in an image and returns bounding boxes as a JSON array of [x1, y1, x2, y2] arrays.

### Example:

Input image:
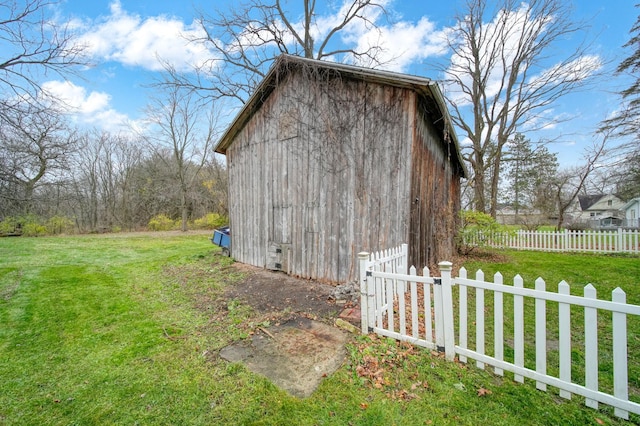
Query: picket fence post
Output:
[[358, 251, 371, 334], [612, 287, 629, 420], [439, 261, 455, 361], [617, 228, 624, 252]]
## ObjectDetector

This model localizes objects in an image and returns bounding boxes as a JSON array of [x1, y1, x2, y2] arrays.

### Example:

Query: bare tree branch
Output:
[[550, 130, 610, 229], [0, 0, 87, 101], [158, 0, 389, 103]]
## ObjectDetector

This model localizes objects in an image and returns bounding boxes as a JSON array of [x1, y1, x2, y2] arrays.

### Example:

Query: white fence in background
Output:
[[463, 228, 640, 254], [359, 245, 640, 420]]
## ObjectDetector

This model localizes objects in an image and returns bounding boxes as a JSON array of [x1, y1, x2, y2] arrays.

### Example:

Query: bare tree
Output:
[[70, 131, 146, 231], [163, 0, 388, 102], [0, 102, 79, 216], [443, 0, 601, 217], [0, 0, 85, 100], [142, 86, 219, 231], [548, 133, 609, 230]]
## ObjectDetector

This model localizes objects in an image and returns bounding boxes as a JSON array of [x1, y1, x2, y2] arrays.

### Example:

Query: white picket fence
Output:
[[463, 228, 640, 254], [358, 245, 640, 420]]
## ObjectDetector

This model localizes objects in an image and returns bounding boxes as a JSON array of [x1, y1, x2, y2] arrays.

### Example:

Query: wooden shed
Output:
[[215, 54, 466, 284]]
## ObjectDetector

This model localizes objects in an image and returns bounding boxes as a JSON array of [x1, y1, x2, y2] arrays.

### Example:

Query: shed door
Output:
[[267, 242, 289, 272], [268, 205, 291, 271]]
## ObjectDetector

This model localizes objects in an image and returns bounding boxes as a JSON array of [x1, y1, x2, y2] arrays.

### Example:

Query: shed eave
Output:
[[214, 65, 281, 155]]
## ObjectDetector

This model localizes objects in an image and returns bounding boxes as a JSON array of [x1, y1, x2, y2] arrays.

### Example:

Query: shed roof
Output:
[[215, 54, 466, 177]]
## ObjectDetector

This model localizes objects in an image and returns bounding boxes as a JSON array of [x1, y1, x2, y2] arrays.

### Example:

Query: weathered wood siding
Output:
[[227, 68, 414, 283], [409, 100, 462, 269]]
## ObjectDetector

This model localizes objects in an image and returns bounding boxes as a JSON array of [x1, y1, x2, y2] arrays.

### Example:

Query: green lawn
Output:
[[0, 233, 637, 425]]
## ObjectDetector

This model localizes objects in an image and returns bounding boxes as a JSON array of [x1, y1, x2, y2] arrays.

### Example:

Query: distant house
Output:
[[623, 197, 640, 228], [576, 194, 626, 228], [215, 54, 466, 283]]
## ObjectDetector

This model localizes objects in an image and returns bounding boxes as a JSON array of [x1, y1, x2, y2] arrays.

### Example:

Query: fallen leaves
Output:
[[411, 381, 429, 391], [352, 337, 432, 402], [477, 387, 492, 397], [387, 389, 420, 401]]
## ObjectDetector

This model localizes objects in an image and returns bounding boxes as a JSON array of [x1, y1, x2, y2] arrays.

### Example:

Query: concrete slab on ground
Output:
[[219, 316, 350, 398]]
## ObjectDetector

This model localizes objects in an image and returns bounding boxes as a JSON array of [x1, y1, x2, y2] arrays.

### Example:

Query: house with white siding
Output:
[[576, 194, 626, 228], [623, 197, 640, 228]]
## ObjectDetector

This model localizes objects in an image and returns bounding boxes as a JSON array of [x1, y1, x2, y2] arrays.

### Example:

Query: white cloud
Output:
[[527, 55, 603, 93], [348, 17, 449, 72], [306, 0, 447, 72], [76, 0, 216, 72], [41, 80, 132, 131]]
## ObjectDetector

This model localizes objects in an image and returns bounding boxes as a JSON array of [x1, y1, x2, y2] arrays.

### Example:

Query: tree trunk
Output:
[[489, 154, 502, 218], [473, 152, 486, 213], [181, 188, 188, 232]]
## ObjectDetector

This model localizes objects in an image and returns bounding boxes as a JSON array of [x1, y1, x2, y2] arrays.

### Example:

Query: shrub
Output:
[[0, 214, 48, 236], [456, 210, 511, 255], [148, 214, 177, 231], [22, 222, 47, 237], [0, 216, 20, 235], [566, 221, 589, 231], [46, 215, 75, 235], [192, 213, 227, 230]]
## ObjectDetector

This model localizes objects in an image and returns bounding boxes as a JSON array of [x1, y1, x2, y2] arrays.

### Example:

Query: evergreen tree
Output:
[[611, 4, 640, 139], [502, 134, 558, 219], [601, 4, 640, 199]]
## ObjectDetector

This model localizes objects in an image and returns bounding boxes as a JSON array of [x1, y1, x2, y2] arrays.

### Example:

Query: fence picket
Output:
[[398, 277, 407, 337], [423, 266, 433, 346], [433, 271, 444, 351], [558, 281, 572, 400], [410, 266, 419, 340], [375, 264, 383, 330], [459, 267, 468, 364], [494, 272, 504, 376], [612, 288, 629, 420], [514, 274, 525, 384], [476, 269, 485, 370], [535, 277, 547, 391], [439, 261, 455, 361], [386, 276, 394, 333], [584, 284, 599, 410]]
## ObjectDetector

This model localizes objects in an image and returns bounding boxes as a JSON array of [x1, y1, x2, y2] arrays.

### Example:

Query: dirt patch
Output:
[[224, 263, 342, 320]]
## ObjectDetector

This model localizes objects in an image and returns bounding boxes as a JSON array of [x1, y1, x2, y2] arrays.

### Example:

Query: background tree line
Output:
[[0, 122, 228, 234]]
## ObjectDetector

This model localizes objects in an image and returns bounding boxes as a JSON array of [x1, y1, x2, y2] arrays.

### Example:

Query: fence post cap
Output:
[[438, 260, 453, 270], [358, 251, 370, 259]]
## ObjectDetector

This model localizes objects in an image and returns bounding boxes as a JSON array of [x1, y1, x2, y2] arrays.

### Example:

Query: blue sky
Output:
[[42, 0, 636, 167]]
